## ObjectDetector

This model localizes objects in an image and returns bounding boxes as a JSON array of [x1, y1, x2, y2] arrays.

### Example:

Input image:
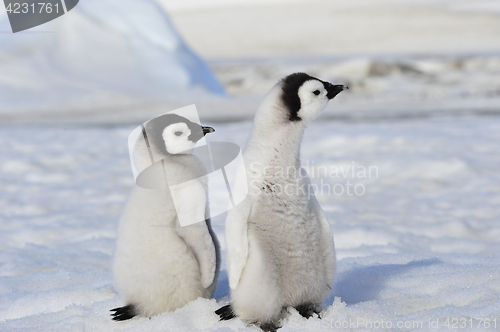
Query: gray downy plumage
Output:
[[220, 73, 347, 330]]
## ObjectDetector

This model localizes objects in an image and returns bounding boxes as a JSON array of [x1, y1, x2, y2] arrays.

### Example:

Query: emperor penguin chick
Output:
[[111, 114, 219, 320], [217, 73, 347, 331]]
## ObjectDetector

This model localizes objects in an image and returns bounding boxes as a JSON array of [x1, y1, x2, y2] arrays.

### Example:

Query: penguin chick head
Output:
[[146, 113, 214, 155], [281, 72, 347, 122]]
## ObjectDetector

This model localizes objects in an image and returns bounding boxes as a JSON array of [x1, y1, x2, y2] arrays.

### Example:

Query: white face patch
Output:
[[162, 122, 196, 154], [297, 79, 329, 122]]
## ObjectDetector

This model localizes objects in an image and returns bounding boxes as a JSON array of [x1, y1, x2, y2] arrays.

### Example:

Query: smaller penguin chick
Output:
[[112, 114, 219, 321]]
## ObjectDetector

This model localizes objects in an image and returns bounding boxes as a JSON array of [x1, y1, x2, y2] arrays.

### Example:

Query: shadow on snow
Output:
[[328, 258, 443, 306]]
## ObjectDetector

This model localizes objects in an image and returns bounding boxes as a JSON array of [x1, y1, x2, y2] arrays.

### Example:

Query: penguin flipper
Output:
[[173, 180, 216, 289], [225, 196, 252, 289], [311, 195, 335, 284], [215, 304, 236, 320], [176, 220, 217, 289], [110, 304, 136, 321], [301, 168, 336, 286]]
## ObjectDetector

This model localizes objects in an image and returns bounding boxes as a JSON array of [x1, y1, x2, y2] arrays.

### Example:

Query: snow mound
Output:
[[0, 0, 224, 114]]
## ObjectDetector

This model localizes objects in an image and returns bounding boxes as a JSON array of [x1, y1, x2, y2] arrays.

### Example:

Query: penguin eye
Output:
[[174, 131, 183, 136], [313, 90, 320, 96]]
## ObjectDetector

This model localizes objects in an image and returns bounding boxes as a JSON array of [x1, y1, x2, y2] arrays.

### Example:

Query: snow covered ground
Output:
[[1, 0, 500, 330], [1, 114, 499, 331], [210, 54, 500, 122]]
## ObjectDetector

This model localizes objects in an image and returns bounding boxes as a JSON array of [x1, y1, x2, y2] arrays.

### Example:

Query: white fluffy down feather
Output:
[[113, 119, 219, 318]]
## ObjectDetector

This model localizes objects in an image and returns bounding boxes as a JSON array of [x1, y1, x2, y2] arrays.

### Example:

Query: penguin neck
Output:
[[247, 117, 306, 169]]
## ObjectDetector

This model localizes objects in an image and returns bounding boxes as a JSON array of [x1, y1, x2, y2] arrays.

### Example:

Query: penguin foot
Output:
[[215, 304, 236, 321], [294, 303, 320, 319], [110, 304, 136, 321], [260, 322, 280, 332]]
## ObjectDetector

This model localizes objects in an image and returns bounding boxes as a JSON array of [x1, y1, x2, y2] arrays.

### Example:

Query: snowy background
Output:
[[1, 0, 500, 331]]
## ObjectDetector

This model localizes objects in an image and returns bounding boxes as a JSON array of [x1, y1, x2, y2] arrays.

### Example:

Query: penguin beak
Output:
[[325, 83, 348, 100], [202, 126, 215, 136]]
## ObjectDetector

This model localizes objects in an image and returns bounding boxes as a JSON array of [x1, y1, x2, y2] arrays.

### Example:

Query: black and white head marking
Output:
[[145, 114, 214, 155], [281, 72, 347, 122]]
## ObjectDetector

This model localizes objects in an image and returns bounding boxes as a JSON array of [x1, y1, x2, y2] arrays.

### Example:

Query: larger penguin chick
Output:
[[218, 73, 346, 331]]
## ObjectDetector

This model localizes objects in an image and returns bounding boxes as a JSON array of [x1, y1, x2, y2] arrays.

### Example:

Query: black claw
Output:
[[295, 303, 319, 319], [215, 304, 236, 321], [110, 304, 136, 321], [260, 322, 280, 332]]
